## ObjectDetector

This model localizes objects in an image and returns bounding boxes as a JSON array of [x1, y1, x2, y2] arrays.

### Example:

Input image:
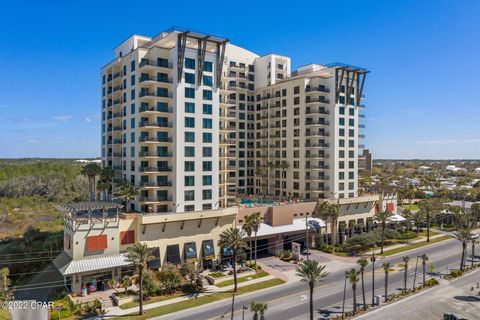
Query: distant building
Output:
[[358, 149, 373, 175]]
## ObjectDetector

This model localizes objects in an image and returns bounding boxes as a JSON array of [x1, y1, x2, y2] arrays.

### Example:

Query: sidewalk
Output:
[[90, 274, 278, 318]]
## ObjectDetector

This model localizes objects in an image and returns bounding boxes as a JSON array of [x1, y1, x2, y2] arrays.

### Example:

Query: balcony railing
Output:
[[139, 166, 172, 172], [139, 106, 173, 113], [139, 59, 173, 69], [139, 76, 173, 84], [305, 98, 330, 104], [305, 109, 329, 115], [139, 136, 172, 143], [140, 181, 173, 187], [138, 196, 173, 202], [138, 151, 172, 157], [305, 120, 330, 126], [305, 132, 330, 137], [139, 121, 173, 128], [139, 91, 173, 99], [305, 86, 330, 93]]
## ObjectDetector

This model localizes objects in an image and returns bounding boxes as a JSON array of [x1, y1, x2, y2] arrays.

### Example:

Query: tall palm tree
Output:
[[316, 201, 331, 245], [345, 268, 360, 314], [420, 254, 428, 285], [471, 239, 477, 268], [357, 258, 368, 310], [402, 256, 410, 294], [99, 166, 114, 200], [242, 216, 254, 263], [329, 202, 340, 247], [453, 228, 471, 271], [249, 212, 263, 266], [250, 301, 268, 320], [125, 243, 154, 315], [97, 181, 110, 201], [114, 182, 139, 212], [296, 260, 328, 320], [81, 163, 102, 201], [218, 228, 249, 292], [279, 161, 289, 201], [374, 210, 393, 254], [382, 262, 391, 302], [404, 210, 426, 235], [267, 161, 275, 195]]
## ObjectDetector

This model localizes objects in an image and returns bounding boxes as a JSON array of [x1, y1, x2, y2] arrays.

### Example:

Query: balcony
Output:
[[305, 165, 329, 170], [139, 105, 173, 114], [106, 152, 122, 157], [305, 108, 329, 115], [305, 153, 329, 159], [138, 151, 172, 158], [305, 98, 330, 105], [139, 59, 173, 69], [139, 136, 172, 143], [108, 139, 122, 145], [107, 112, 122, 120], [220, 98, 236, 105], [106, 126, 122, 132], [305, 142, 329, 148], [139, 121, 173, 129], [305, 120, 330, 126], [140, 181, 173, 188], [139, 75, 173, 84], [306, 175, 329, 181], [139, 91, 173, 100], [305, 131, 330, 137], [139, 166, 172, 173], [138, 196, 173, 203], [305, 86, 330, 94], [220, 139, 236, 145]]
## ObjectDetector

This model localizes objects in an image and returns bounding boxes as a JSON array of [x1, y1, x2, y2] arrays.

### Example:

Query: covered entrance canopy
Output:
[[53, 252, 131, 276]]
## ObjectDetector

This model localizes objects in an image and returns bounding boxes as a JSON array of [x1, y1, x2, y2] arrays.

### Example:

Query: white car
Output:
[[470, 233, 479, 240]]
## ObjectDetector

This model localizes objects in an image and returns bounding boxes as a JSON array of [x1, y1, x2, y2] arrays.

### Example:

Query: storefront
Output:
[[147, 247, 161, 270], [166, 244, 181, 265], [201, 239, 215, 269], [184, 242, 197, 266]]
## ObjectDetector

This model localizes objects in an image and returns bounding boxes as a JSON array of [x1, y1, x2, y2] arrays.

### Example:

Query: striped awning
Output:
[[54, 252, 131, 275]]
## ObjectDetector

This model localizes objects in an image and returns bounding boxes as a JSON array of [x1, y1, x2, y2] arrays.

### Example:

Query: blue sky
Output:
[[1, 0, 479, 159]]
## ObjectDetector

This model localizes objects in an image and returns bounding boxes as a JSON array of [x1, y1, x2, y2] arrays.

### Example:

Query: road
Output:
[[151, 238, 472, 320]]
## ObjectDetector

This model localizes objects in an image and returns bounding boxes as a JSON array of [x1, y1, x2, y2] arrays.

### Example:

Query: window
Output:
[[203, 104, 212, 114], [349, 140, 355, 148], [203, 75, 213, 86], [202, 190, 212, 200], [203, 161, 212, 171], [185, 72, 195, 84], [184, 190, 195, 201], [339, 161, 345, 169], [339, 139, 345, 147], [130, 132, 135, 143], [339, 172, 345, 180], [185, 176, 195, 186], [339, 128, 345, 136], [349, 108, 355, 116], [203, 147, 212, 157], [130, 118, 135, 129], [349, 119, 355, 126], [349, 129, 355, 137], [120, 230, 135, 245], [339, 118, 345, 126], [348, 172, 355, 179], [203, 61, 213, 72], [130, 89, 135, 100], [185, 161, 195, 171], [130, 60, 135, 72], [294, 86, 300, 94], [339, 150, 345, 158], [294, 97, 300, 105], [185, 87, 195, 98], [185, 102, 195, 113], [185, 117, 195, 128], [130, 103, 135, 114], [203, 203, 212, 210], [203, 90, 212, 100], [86, 235, 107, 252], [339, 183, 345, 191], [184, 132, 195, 142], [349, 182, 355, 190], [185, 146, 195, 157], [203, 119, 212, 129], [202, 175, 212, 186], [185, 58, 195, 69], [203, 132, 212, 143], [185, 205, 195, 212], [130, 74, 135, 86], [339, 106, 345, 115], [349, 161, 355, 169]]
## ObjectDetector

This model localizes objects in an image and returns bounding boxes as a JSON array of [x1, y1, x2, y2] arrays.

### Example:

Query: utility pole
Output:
[[230, 292, 235, 320], [305, 216, 309, 259], [242, 305, 247, 320], [412, 256, 419, 291], [370, 252, 376, 306], [342, 273, 347, 319]]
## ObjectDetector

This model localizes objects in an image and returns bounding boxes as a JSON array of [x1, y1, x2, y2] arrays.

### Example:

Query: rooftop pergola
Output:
[[58, 202, 123, 229]]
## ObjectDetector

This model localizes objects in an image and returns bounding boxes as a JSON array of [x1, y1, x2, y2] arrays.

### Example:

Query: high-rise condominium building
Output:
[[101, 27, 368, 214]]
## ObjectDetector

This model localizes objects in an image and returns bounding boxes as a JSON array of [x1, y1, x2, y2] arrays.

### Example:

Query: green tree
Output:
[[453, 228, 471, 271], [420, 254, 428, 285], [242, 217, 254, 263], [81, 163, 102, 201], [218, 228, 249, 292], [382, 263, 391, 302], [345, 268, 360, 314], [295, 260, 328, 320], [250, 301, 268, 320], [402, 256, 410, 294], [374, 210, 393, 254], [248, 212, 263, 266], [125, 243, 154, 315], [316, 201, 331, 246], [471, 203, 480, 228], [329, 202, 341, 247], [357, 258, 368, 311], [159, 264, 183, 294], [114, 182, 139, 212]]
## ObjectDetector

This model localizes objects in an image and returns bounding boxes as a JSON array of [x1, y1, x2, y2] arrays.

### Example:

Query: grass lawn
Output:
[[111, 278, 285, 320], [215, 270, 269, 287], [119, 291, 185, 309], [382, 235, 452, 256], [0, 308, 10, 320]]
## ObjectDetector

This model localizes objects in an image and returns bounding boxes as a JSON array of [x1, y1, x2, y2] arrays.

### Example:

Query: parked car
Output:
[[469, 232, 479, 240]]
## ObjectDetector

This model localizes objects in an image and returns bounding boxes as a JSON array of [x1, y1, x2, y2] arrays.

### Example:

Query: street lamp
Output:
[[412, 255, 420, 291], [342, 272, 347, 319], [242, 305, 248, 320], [370, 252, 376, 306]]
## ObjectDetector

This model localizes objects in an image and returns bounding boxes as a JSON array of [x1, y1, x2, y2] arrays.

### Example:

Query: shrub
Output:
[[209, 271, 226, 278], [143, 269, 161, 296], [159, 264, 182, 294], [424, 278, 439, 287], [449, 269, 463, 278]]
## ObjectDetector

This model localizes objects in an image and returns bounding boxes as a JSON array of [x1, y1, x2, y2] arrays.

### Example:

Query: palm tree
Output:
[[81, 163, 102, 201], [249, 212, 263, 266], [250, 301, 268, 320], [357, 258, 368, 310], [374, 210, 393, 254], [453, 228, 471, 271], [471, 203, 480, 228], [329, 202, 340, 247], [99, 167, 114, 200], [402, 256, 410, 294], [296, 260, 328, 320], [471, 239, 477, 268], [316, 201, 331, 245], [97, 181, 110, 201], [267, 161, 275, 195], [382, 262, 391, 302], [345, 268, 360, 314], [218, 228, 249, 292], [125, 243, 154, 315], [242, 217, 254, 263], [420, 254, 428, 285], [404, 210, 426, 235], [114, 182, 139, 212]]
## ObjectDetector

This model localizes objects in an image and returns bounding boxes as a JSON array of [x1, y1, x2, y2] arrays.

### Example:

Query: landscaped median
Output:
[[110, 278, 285, 320], [381, 235, 452, 256]]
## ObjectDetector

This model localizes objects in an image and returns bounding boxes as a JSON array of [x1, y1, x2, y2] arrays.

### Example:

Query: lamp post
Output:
[[305, 216, 309, 259], [412, 255, 420, 291], [370, 252, 376, 306], [230, 292, 235, 320], [342, 272, 347, 319], [242, 305, 248, 320]]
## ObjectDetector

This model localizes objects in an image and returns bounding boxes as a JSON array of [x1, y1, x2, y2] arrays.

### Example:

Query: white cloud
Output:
[[415, 138, 480, 145], [85, 117, 92, 122], [53, 115, 73, 122]]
